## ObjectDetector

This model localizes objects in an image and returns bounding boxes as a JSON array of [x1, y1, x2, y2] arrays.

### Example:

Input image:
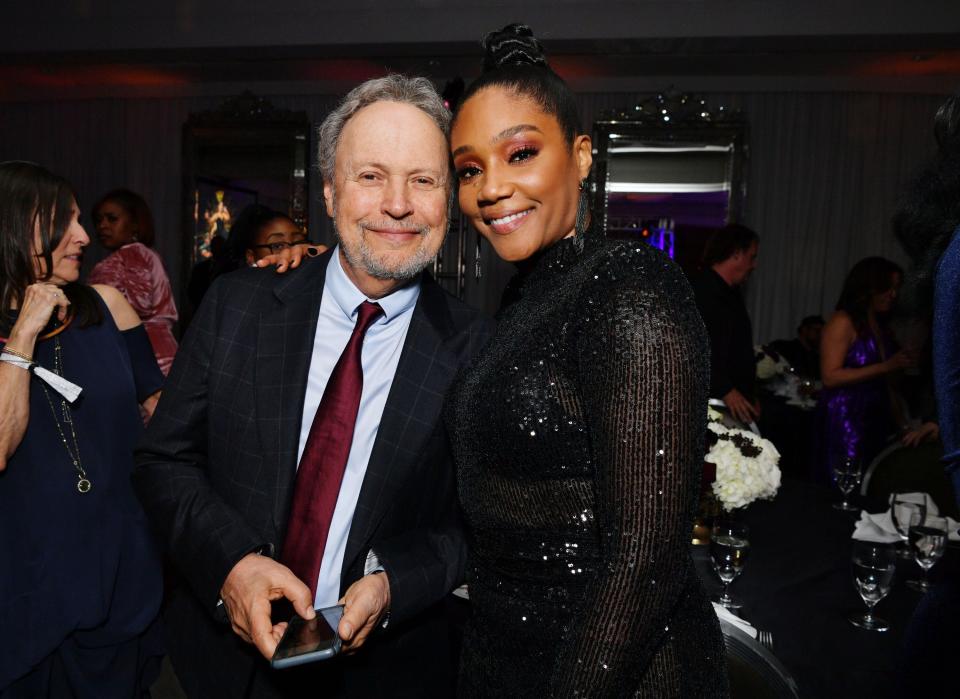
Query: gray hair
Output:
[[317, 74, 451, 184]]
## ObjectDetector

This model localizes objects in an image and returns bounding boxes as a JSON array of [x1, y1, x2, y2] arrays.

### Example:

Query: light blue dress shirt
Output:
[[297, 246, 420, 608]]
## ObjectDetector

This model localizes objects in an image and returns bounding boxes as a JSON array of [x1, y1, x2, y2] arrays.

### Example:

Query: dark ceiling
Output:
[[3, 32, 960, 101]]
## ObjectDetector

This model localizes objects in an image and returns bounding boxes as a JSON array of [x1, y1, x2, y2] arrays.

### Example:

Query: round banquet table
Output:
[[693, 479, 959, 698]]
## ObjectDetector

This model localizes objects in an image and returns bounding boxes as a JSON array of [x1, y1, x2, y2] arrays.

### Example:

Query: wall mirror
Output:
[[591, 93, 748, 274], [181, 92, 310, 312]]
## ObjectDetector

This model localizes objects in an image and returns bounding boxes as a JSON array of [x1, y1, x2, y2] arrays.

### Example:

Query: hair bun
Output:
[[481, 23, 548, 72]]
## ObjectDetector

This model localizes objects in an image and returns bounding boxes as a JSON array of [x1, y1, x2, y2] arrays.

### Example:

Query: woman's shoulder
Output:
[[583, 239, 694, 304], [123, 241, 161, 262], [89, 284, 141, 331], [102, 242, 158, 267], [91, 242, 151, 274], [824, 310, 858, 340], [826, 309, 855, 328]]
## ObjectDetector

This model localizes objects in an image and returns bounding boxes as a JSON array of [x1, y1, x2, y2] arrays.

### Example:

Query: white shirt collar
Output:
[[325, 245, 420, 323]]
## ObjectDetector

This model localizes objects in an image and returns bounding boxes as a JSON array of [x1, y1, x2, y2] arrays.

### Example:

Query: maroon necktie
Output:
[[282, 300, 384, 597]]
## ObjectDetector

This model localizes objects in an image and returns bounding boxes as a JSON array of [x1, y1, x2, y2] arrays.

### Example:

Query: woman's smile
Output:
[[485, 208, 533, 235]]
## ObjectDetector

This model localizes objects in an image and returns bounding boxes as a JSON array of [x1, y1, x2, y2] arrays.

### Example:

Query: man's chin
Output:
[[352, 246, 436, 282]]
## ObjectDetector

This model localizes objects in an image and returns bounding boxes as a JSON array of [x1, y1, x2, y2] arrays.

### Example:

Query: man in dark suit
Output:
[[768, 315, 824, 381], [133, 75, 492, 698], [692, 223, 760, 424]]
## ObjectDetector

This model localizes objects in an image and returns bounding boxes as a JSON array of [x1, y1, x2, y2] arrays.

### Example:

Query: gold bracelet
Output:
[[1, 346, 33, 362]]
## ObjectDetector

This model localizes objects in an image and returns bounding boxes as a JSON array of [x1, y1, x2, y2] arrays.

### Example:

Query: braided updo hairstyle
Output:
[[453, 24, 583, 146]]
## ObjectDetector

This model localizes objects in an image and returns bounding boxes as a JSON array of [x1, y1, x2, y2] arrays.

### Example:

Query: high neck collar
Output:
[[514, 235, 590, 297]]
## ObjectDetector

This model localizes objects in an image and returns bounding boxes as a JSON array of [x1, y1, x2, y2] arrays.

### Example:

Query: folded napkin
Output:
[[852, 492, 960, 543], [712, 602, 758, 639]]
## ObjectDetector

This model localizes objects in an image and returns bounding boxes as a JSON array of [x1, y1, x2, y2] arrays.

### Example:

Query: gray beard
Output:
[[337, 228, 436, 281], [332, 206, 440, 282]]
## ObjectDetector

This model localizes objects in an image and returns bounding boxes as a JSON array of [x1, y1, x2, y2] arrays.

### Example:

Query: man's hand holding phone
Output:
[[269, 570, 392, 670], [337, 571, 391, 655], [220, 553, 315, 660]]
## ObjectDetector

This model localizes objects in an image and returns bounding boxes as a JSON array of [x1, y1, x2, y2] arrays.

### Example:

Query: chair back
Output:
[[720, 618, 799, 699], [860, 441, 958, 519]]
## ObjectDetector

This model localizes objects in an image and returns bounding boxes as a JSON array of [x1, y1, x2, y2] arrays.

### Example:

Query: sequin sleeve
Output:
[[552, 272, 709, 696], [934, 227, 960, 506]]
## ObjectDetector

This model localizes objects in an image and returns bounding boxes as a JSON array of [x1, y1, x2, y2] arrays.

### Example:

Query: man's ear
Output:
[[323, 181, 335, 217]]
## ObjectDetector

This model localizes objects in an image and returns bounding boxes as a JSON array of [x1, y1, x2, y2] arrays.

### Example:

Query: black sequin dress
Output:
[[449, 234, 729, 698]]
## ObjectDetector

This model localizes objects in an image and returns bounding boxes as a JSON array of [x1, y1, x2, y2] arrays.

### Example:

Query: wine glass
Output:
[[849, 542, 896, 632], [907, 514, 948, 592], [711, 521, 750, 610], [832, 457, 862, 512], [890, 493, 927, 559]]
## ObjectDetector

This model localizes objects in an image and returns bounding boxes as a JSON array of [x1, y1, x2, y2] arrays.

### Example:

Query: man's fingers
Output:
[[249, 600, 281, 659], [270, 622, 288, 648], [339, 593, 375, 642], [339, 605, 365, 641], [278, 570, 316, 620]]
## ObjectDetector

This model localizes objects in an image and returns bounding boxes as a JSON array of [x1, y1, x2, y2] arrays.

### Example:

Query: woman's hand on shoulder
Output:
[[254, 244, 328, 274], [91, 284, 142, 331]]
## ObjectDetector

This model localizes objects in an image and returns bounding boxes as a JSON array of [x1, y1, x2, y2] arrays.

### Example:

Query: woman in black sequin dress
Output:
[[447, 25, 729, 697]]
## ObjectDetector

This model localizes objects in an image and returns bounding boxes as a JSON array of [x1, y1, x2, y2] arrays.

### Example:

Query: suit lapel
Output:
[[341, 275, 458, 577], [254, 253, 330, 536]]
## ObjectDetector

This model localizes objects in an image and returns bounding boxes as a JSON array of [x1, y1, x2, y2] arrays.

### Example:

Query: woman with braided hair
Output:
[[446, 24, 728, 698]]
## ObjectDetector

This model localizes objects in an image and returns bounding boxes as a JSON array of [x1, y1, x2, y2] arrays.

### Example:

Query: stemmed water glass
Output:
[[890, 493, 927, 559], [832, 457, 862, 512], [849, 542, 896, 632], [907, 514, 948, 592], [711, 521, 750, 610]]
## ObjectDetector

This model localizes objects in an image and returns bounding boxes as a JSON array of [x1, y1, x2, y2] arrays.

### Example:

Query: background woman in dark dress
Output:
[[0, 163, 164, 697], [817, 257, 914, 482], [446, 25, 728, 698]]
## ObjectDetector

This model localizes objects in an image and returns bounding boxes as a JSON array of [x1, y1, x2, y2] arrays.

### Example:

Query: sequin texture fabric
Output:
[[815, 328, 896, 482], [449, 234, 729, 697]]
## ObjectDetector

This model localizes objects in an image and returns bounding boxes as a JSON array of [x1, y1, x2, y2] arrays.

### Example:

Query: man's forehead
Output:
[[337, 102, 447, 160]]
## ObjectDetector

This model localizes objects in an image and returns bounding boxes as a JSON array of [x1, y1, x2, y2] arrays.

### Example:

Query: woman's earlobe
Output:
[[575, 135, 593, 178]]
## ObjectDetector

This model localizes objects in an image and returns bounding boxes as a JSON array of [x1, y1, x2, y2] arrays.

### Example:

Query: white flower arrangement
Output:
[[754, 345, 820, 410], [755, 344, 790, 381], [705, 418, 782, 511]]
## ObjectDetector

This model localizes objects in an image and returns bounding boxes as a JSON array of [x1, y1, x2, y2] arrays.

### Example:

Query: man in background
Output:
[[692, 223, 760, 424], [769, 315, 825, 380]]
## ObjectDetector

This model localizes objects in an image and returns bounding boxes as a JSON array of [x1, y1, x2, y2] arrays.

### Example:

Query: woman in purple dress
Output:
[[818, 257, 914, 481]]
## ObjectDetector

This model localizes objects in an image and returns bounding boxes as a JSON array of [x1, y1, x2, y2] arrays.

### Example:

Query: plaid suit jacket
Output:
[[133, 251, 492, 697]]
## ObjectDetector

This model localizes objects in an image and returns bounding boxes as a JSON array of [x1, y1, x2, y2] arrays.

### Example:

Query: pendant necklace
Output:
[[38, 336, 91, 494]]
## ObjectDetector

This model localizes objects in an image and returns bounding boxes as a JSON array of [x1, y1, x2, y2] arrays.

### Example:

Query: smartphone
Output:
[[270, 605, 343, 669]]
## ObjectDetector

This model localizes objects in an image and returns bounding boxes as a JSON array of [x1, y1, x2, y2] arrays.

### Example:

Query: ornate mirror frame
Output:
[[591, 92, 748, 269]]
